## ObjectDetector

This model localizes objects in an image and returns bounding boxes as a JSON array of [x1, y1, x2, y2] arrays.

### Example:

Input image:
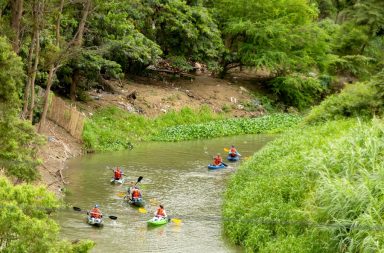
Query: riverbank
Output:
[[37, 120, 83, 197]]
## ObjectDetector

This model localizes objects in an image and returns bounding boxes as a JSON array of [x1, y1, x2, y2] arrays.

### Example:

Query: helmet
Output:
[[95, 204, 99, 208], [231, 145, 235, 147]]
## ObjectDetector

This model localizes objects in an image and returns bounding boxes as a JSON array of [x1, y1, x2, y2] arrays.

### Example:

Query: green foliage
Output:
[[83, 106, 225, 151], [0, 37, 42, 181], [215, 0, 332, 73], [152, 114, 301, 141], [127, 0, 224, 69], [269, 74, 325, 110], [0, 176, 94, 252], [305, 71, 384, 123], [223, 119, 384, 252]]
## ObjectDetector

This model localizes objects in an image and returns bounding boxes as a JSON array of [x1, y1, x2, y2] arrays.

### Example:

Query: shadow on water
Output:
[[56, 134, 273, 252]]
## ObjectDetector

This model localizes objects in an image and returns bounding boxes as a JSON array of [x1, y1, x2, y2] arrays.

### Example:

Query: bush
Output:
[[305, 71, 384, 123], [268, 74, 325, 110]]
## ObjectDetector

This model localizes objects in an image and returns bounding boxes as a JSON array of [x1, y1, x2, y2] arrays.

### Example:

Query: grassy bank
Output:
[[223, 118, 384, 252], [83, 106, 301, 151]]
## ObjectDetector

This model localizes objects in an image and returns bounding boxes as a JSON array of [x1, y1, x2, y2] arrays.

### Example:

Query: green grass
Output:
[[82, 106, 225, 151], [223, 118, 384, 252], [83, 106, 301, 151]]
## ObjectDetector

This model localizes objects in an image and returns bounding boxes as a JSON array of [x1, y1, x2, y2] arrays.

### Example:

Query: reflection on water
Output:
[[57, 135, 273, 252]]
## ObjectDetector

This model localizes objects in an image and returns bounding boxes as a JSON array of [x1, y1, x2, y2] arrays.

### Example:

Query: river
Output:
[[56, 134, 272, 252]]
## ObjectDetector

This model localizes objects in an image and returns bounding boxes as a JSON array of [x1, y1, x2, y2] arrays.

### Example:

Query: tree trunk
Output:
[[70, 69, 80, 101], [21, 32, 36, 119], [10, 0, 23, 53], [38, 66, 55, 133], [74, 0, 91, 46], [69, 0, 91, 101], [28, 29, 40, 122], [38, 0, 64, 133]]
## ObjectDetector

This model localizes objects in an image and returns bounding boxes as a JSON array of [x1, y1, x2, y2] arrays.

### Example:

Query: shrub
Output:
[[305, 71, 384, 123], [268, 74, 325, 110]]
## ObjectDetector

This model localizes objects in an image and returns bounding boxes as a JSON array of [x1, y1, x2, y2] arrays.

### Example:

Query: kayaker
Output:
[[229, 145, 240, 157], [155, 205, 167, 218], [89, 204, 102, 219], [131, 187, 142, 200], [114, 167, 123, 180], [213, 153, 222, 166]]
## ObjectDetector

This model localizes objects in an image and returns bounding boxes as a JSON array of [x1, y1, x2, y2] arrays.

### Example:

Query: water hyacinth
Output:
[[152, 114, 301, 141]]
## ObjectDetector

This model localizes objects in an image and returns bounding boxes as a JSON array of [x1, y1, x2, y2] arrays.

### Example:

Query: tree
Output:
[[0, 36, 42, 181], [0, 176, 94, 252]]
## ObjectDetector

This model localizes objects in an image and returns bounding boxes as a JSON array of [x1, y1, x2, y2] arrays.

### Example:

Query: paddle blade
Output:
[[73, 207, 82, 212], [171, 218, 182, 225], [116, 192, 126, 197], [108, 215, 118, 220], [137, 176, 143, 183], [224, 148, 229, 152], [138, 208, 147, 214], [222, 162, 228, 167]]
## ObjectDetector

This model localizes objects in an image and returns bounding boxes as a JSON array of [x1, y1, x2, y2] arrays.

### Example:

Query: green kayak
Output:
[[147, 216, 169, 226]]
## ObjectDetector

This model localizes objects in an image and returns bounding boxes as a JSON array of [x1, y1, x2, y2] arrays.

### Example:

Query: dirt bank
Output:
[[37, 119, 83, 197], [76, 74, 267, 118]]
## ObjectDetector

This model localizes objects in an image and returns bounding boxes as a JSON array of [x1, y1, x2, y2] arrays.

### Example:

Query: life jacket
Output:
[[214, 156, 222, 165], [90, 208, 102, 218], [114, 169, 122, 179], [230, 148, 237, 157], [132, 189, 141, 199], [156, 208, 165, 217]]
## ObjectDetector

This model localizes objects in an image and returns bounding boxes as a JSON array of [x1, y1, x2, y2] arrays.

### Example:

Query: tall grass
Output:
[[223, 119, 384, 252]]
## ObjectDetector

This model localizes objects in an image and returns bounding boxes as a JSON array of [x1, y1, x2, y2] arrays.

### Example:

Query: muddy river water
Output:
[[56, 134, 272, 252]]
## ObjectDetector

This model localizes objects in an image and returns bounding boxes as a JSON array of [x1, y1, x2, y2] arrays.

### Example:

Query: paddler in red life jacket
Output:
[[114, 167, 122, 180], [131, 186, 142, 200], [229, 145, 240, 157], [89, 204, 102, 219], [155, 205, 167, 218], [213, 153, 222, 166]]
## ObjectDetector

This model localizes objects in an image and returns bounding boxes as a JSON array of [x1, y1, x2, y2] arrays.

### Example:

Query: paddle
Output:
[[73, 206, 118, 220], [169, 216, 182, 225]]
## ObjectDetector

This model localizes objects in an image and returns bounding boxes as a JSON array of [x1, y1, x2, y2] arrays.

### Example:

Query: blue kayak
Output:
[[128, 198, 145, 207], [208, 163, 226, 170], [227, 155, 240, 161]]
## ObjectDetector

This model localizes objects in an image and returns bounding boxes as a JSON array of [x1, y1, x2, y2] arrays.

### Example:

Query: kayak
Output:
[[147, 216, 169, 226], [128, 198, 145, 207], [87, 216, 103, 227], [227, 155, 240, 161], [110, 178, 125, 184], [208, 163, 226, 170]]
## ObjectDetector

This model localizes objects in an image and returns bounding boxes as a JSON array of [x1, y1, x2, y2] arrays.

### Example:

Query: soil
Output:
[[37, 119, 83, 197], [76, 73, 268, 118]]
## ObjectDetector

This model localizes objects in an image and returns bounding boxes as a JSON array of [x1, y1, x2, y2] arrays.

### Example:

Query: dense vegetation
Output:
[[0, 0, 383, 116], [223, 119, 384, 252], [83, 106, 300, 150], [0, 176, 94, 252]]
